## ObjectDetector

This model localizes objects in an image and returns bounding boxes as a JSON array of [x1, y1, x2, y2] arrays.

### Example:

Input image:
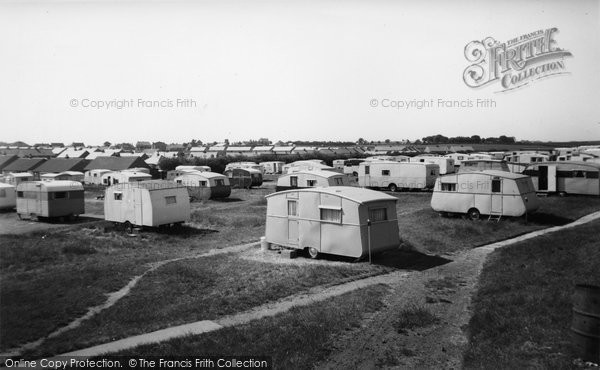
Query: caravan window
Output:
[[586, 171, 599, 179], [215, 179, 225, 186], [307, 180, 316, 187], [53, 192, 67, 199], [364, 165, 370, 175], [17, 191, 24, 198], [574, 171, 585, 178], [290, 176, 298, 187], [430, 169, 437, 175], [320, 208, 342, 223], [114, 192, 122, 201], [287, 200, 297, 216], [199, 181, 207, 187], [369, 208, 387, 222], [176, 180, 182, 184], [0, 189, 5, 197], [165, 196, 177, 205], [441, 183, 456, 191], [334, 177, 343, 185], [491, 179, 501, 193], [382, 170, 390, 176]]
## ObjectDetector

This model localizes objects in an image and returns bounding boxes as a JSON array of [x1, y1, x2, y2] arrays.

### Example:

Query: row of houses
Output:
[[0, 156, 150, 180]]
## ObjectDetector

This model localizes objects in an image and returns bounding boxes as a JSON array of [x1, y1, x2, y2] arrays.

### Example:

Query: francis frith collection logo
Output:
[[463, 28, 572, 92]]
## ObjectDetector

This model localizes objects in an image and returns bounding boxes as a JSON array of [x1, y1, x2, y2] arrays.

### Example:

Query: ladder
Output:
[[488, 212, 502, 222]]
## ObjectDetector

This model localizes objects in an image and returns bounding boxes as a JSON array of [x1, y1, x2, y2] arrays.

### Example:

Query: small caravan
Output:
[[504, 152, 550, 173], [104, 180, 190, 229], [523, 161, 600, 196], [283, 160, 337, 174], [84, 169, 112, 185], [265, 187, 400, 259], [4, 173, 34, 186], [0, 183, 16, 210], [341, 159, 366, 176], [358, 161, 439, 191], [224, 168, 263, 188], [101, 171, 152, 185], [443, 153, 471, 166], [225, 162, 265, 174], [430, 170, 539, 219], [40, 171, 84, 182], [410, 156, 455, 175], [332, 159, 346, 170], [173, 171, 231, 200], [16, 181, 85, 220], [175, 165, 211, 172], [458, 160, 510, 173], [259, 161, 285, 174], [275, 170, 349, 191]]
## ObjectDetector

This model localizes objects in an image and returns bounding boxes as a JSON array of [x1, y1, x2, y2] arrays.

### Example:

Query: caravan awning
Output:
[[318, 205, 342, 211]]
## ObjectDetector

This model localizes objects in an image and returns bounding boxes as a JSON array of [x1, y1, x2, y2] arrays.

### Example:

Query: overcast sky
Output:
[[0, 0, 598, 145]]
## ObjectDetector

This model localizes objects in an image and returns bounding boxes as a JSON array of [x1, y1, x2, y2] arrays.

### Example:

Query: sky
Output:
[[0, 0, 599, 145]]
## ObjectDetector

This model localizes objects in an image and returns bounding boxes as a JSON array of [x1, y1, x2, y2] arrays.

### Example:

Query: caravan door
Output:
[[363, 165, 371, 187], [490, 177, 503, 214], [546, 165, 557, 192], [286, 199, 299, 245], [538, 166, 548, 191], [134, 189, 144, 226]]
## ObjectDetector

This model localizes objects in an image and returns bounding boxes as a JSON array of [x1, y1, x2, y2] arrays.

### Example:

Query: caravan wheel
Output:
[[388, 184, 398, 192], [467, 208, 481, 220], [308, 247, 319, 259]]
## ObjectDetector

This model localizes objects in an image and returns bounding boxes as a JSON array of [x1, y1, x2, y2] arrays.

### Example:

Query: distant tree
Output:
[[385, 139, 391, 144], [152, 141, 167, 151], [357, 138, 367, 145], [103, 141, 111, 147], [499, 135, 515, 144], [470, 135, 481, 143]]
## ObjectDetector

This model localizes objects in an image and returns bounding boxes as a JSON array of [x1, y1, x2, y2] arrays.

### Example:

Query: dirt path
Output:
[[319, 210, 600, 369], [57, 271, 410, 358]]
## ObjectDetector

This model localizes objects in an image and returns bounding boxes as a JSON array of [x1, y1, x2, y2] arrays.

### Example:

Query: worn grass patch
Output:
[[464, 219, 600, 369], [23, 253, 393, 357], [109, 284, 390, 369], [393, 305, 440, 334]]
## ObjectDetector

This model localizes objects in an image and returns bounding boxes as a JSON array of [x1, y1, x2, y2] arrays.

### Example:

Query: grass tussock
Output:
[[393, 305, 440, 334], [109, 285, 390, 370], [464, 219, 600, 369]]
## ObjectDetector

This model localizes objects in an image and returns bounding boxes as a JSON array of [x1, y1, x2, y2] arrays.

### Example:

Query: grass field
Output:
[[2, 185, 600, 359], [393, 194, 600, 254], [0, 188, 271, 352], [464, 219, 600, 369], [23, 252, 393, 357], [109, 285, 390, 370]]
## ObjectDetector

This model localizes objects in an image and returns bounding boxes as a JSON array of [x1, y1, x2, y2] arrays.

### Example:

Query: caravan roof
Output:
[[531, 161, 600, 169], [286, 169, 344, 179], [177, 171, 226, 180], [267, 186, 397, 204], [18, 180, 83, 192], [110, 180, 182, 191], [458, 170, 530, 180]]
